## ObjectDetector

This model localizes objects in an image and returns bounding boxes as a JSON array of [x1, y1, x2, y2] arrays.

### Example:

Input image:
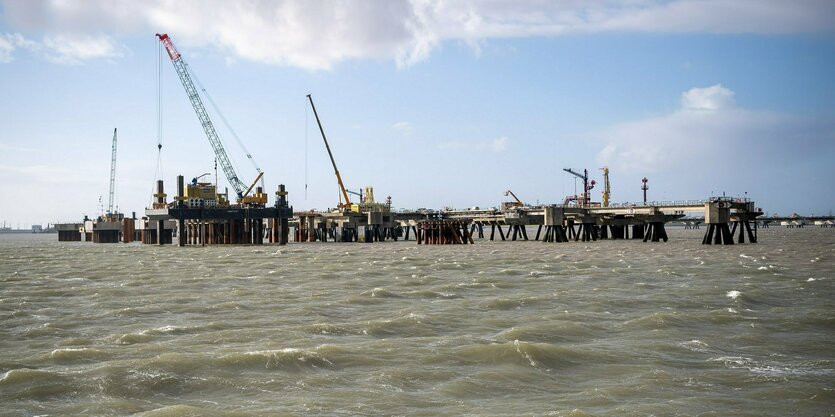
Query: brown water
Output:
[[1, 228, 833, 416]]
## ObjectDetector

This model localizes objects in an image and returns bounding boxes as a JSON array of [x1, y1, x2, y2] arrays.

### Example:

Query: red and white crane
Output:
[[156, 33, 263, 204]]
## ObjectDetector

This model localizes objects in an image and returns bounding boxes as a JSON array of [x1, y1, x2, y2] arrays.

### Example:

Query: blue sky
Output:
[[1, 0, 834, 226]]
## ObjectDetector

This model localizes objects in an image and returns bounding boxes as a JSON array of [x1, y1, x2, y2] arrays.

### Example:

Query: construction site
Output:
[[53, 33, 829, 248]]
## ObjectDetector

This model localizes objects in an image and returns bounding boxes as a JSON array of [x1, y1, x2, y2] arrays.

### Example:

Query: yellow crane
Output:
[[600, 166, 611, 207], [306, 94, 353, 210], [504, 190, 524, 207], [305, 94, 390, 214]]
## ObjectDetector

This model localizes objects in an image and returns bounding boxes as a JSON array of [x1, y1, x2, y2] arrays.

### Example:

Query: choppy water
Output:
[[1, 228, 833, 416]]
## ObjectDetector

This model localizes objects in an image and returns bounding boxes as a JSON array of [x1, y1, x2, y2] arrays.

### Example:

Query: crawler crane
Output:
[[306, 94, 387, 213], [156, 33, 266, 206]]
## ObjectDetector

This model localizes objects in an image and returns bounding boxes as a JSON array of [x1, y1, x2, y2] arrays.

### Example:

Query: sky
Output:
[[1, 0, 834, 227]]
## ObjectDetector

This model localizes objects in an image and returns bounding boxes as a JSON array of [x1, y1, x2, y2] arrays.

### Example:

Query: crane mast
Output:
[[156, 33, 248, 199], [306, 94, 352, 209], [600, 166, 610, 207], [563, 168, 596, 208], [107, 128, 117, 215]]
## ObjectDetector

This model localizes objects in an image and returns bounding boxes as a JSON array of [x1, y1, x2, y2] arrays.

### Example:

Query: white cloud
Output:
[[0, 32, 36, 62], [2, 0, 834, 69], [438, 136, 509, 153], [594, 85, 835, 175], [0, 164, 98, 184], [0, 34, 15, 62], [681, 84, 735, 111], [40, 33, 122, 64], [0, 143, 45, 153], [491, 136, 508, 152], [391, 121, 414, 136], [588, 85, 835, 213], [0, 31, 122, 64]]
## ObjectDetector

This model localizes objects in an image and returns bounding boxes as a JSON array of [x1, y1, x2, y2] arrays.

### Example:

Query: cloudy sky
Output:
[[1, 0, 834, 226]]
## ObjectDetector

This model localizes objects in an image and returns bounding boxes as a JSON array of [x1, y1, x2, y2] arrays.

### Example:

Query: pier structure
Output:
[[414, 219, 473, 244], [136, 217, 175, 244], [697, 199, 760, 245], [540, 207, 569, 242], [385, 197, 761, 245], [57, 213, 138, 244], [56, 223, 83, 241], [294, 208, 399, 243], [762, 216, 834, 228], [84, 216, 121, 243], [674, 215, 835, 229], [66, 194, 768, 246]]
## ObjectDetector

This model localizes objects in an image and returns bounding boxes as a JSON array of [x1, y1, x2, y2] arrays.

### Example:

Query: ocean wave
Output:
[[482, 296, 547, 310], [220, 348, 333, 370], [449, 340, 594, 371], [0, 368, 74, 399], [136, 405, 218, 417], [304, 322, 357, 336], [623, 311, 683, 329], [494, 322, 599, 343], [359, 288, 401, 298], [678, 339, 711, 353], [363, 313, 435, 337], [406, 289, 461, 299], [709, 356, 835, 380], [115, 323, 222, 345], [48, 347, 109, 363]]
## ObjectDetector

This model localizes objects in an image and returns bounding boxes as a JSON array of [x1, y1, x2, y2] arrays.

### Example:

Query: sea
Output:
[[1, 227, 833, 416]]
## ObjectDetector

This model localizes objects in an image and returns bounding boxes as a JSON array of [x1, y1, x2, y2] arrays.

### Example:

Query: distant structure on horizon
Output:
[[0, 222, 57, 234]]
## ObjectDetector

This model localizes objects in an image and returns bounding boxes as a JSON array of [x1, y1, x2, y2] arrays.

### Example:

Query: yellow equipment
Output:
[[600, 166, 610, 207], [240, 172, 268, 205], [504, 190, 524, 207], [347, 186, 389, 213]]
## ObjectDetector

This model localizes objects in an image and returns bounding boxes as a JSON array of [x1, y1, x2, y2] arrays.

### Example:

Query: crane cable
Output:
[[151, 39, 164, 208], [187, 63, 265, 190], [305, 97, 308, 200]]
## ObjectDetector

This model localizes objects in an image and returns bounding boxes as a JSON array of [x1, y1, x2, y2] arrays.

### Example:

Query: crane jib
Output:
[[156, 33, 181, 61], [157, 33, 248, 198], [108, 128, 117, 214]]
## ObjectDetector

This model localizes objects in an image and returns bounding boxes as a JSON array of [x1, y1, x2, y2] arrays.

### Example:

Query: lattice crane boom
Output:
[[107, 127, 117, 214], [156, 33, 247, 198], [306, 94, 352, 209], [600, 166, 610, 207]]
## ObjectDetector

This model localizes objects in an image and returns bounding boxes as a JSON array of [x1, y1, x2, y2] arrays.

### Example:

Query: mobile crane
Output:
[[156, 33, 266, 206]]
